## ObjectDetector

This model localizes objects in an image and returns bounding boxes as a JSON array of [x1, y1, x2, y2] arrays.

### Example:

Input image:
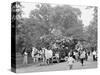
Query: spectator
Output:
[[92, 50, 96, 61], [23, 51, 28, 64]]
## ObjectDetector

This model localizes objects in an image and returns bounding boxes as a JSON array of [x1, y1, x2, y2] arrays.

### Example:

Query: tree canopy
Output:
[[14, 2, 97, 52]]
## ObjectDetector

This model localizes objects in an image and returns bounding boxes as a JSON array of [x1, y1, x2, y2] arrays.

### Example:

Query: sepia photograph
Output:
[[11, 1, 98, 73]]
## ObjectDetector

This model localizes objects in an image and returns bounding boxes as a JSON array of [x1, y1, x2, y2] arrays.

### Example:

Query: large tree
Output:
[[12, 2, 24, 52], [16, 3, 84, 52], [29, 3, 83, 36], [86, 6, 97, 48]]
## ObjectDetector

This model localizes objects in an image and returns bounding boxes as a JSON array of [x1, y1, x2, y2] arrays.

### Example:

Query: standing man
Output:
[[92, 50, 96, 61]]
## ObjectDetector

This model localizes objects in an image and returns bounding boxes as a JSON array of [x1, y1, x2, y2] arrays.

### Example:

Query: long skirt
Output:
[[23, 55, 27, 64]]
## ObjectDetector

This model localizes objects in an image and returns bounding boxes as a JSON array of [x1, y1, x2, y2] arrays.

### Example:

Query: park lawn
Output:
[[16, 53, 44, 68]]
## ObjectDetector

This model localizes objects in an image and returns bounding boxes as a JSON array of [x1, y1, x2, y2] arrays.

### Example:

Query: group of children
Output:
[[67, 50, 97, 70], [67, 51, 86, 70]]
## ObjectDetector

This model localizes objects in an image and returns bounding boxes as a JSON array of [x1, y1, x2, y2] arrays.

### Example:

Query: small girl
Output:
[[67, 55, 75, 70]]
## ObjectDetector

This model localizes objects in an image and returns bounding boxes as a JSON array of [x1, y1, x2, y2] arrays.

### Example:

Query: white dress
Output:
[[68, 57, 74, 65]]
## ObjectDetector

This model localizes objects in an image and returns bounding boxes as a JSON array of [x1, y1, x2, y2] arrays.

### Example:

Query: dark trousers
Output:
[[93, 55, 96, 61], [80, 58, 84, 66], [85, 55, 88, 61]]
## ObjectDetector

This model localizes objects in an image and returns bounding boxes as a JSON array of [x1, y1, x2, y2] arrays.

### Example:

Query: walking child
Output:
[[67, 55, 75, 70], [80, 51, 85, 66]]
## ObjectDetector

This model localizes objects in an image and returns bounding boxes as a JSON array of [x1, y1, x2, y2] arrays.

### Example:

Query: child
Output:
[[67, 55, 75, 70], [80, 51, 85, 66]]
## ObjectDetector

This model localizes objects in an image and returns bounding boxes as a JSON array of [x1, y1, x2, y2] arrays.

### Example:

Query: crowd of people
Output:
[[21, 38, 97, 70]]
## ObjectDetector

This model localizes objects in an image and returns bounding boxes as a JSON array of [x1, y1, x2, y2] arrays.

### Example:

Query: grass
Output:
[[16, 53, 44, 68]]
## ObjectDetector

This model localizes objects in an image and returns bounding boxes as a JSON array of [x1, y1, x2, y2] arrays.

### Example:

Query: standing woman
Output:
[[85, 49, 88, 61], [23, 48, 28, 64]]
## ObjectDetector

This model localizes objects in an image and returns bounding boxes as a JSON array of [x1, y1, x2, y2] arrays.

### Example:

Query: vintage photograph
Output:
[[11, 2, 97, 73]]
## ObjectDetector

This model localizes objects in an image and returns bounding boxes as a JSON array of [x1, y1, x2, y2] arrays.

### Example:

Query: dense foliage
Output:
[[12, 2, 97, 53]]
